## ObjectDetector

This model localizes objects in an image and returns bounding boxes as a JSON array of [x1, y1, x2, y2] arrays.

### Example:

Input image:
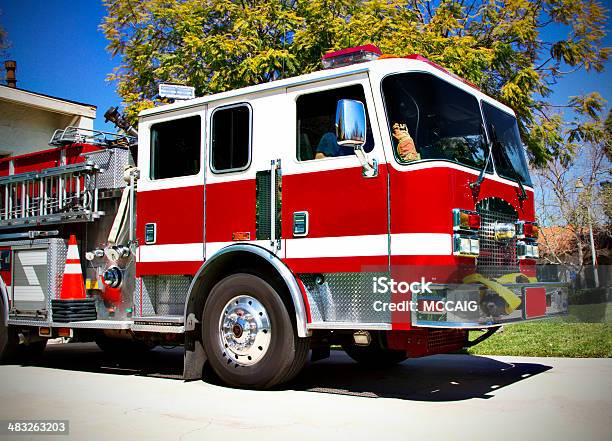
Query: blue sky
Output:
[[1, 1, 117, 131], [1, 0, 610, 134]]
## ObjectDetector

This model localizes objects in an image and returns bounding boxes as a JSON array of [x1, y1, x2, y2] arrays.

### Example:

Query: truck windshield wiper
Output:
[[493, 128, 528, 201], [506, 167, 528, 201], [470, 123, 527, 201], [469, 123, 492, 192]]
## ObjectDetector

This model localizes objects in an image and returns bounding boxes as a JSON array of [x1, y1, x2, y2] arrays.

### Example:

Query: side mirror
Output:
[[335, 99, 366, 147], [335, 99, 377, 178]]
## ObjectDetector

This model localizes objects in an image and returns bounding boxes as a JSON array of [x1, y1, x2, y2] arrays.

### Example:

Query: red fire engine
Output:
[[0, 45, 567, 388]]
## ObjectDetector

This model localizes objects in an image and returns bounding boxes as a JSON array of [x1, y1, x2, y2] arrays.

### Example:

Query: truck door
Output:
[[204, 102, 262, 257], [282, 74, 390, 276], [136, 108, 206, 278]]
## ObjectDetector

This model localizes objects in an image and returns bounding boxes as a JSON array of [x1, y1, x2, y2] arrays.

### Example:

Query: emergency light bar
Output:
[[159, 83, 195, 100], [322, 44, 382, 69]]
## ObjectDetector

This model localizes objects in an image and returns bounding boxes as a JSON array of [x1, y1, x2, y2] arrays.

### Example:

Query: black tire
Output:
[[202, 273, 309, 389], [342, 331, 407, 367], [0, 296, 17, 362], [95, 334, 156, 356]]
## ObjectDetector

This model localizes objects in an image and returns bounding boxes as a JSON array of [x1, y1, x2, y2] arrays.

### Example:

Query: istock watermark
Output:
[[372, 299, 479, 312], [371, 276, 479, 313], [372, 276, 433, 294]]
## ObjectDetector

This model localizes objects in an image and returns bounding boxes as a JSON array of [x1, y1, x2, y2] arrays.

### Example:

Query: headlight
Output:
[[517, 241, 539, 259], [494, 222, 516, 241], [453, 234, 479, 257]]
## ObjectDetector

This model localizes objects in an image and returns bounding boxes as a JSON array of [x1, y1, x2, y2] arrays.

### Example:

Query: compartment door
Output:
[[11, 247, 48, 313]]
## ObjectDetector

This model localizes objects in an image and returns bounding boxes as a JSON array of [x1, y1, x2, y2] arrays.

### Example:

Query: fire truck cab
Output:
[[0, 46, 567, 389]]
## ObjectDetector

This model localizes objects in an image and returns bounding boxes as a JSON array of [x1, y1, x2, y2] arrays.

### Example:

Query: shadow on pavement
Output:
[[290, 351, 552, 401], [24, 342, 185, 379], [16, 343, 552, 401]]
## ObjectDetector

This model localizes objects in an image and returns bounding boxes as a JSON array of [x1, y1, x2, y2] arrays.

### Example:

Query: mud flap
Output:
[[183, 334, 207, 381]]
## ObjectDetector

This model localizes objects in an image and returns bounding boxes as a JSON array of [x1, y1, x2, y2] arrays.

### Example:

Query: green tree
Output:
[[0, 9, 9, 59], [0, 27, 6, 55], [0, 10, 9, 82], [101, 0, 609, 164], [0, 10, 9, 49]]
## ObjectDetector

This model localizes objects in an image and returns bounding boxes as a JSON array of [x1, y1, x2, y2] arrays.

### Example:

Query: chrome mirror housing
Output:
[[336, 99, 366, 147], [335, 99, 377, 177]]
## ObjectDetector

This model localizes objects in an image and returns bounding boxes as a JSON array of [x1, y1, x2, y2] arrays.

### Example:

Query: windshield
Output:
[[382, 72, 488, 170], [481, 102, 532, 186]]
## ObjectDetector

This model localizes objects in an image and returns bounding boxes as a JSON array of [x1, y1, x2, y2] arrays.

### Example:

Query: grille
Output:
[[255, 170, 281, 240], [256, 171, 272, 240], [476, 198, 519, 278], [427, 329, 468, 352]]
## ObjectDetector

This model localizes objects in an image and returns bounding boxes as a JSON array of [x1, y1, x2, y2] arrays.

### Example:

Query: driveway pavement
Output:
[[0, 343, 610, 441]]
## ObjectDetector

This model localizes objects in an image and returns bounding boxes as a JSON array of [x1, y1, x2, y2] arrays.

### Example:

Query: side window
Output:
[[211, 104, 251, 173], [150, 115, 201, 180], [296, 84, 374, 161]]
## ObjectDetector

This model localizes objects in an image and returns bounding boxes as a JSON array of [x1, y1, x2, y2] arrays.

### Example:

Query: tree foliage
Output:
[[0, 10, 9, 82], [0, 9, 9, 59], [101, 0, 609, 165]]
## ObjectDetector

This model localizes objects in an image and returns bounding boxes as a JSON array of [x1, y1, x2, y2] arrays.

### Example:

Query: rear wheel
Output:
[[202, 273, 309, 389], [1, 325, 47, 363], [0, 297, 17, 362], [342, 331, 407, 367], [2, 288, 47, 362]]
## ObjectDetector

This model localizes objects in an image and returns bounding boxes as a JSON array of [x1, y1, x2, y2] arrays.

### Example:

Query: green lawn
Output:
[[467, 303, 612, 358]]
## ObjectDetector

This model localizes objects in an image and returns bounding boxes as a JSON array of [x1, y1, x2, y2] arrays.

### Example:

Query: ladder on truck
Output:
[[0, 162, 103, 228]]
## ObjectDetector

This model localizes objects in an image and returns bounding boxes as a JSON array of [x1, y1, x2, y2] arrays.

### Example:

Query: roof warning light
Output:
[[322, 44, 382, 69]]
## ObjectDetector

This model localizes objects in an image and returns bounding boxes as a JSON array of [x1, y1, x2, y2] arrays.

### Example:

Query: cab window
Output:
[[296, 84, 374, 161], [150, 116, 201, 180], [210, 104, 251, 173]]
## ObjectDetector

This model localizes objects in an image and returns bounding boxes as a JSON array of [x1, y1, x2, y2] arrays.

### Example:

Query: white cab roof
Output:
[[140, 57, 515, 118]]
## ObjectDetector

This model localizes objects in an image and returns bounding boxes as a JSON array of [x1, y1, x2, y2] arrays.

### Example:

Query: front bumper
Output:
[[412, 281, 568, 328]]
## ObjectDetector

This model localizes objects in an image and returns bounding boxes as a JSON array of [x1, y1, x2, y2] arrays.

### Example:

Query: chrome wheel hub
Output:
[[219, 295, 271, 366]]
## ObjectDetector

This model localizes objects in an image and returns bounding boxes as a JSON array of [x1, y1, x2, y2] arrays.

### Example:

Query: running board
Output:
[[8, 317, 185, 333], [8, 318, 131, 329], [131, 316, 185, 333], [306, 322, 392, 330]]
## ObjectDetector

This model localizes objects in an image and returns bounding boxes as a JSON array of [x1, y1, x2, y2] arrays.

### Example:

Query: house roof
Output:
[[0, 84, 96, 118]]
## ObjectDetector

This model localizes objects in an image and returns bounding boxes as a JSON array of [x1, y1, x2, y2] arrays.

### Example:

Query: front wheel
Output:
[[202, 273, 309, 389]]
